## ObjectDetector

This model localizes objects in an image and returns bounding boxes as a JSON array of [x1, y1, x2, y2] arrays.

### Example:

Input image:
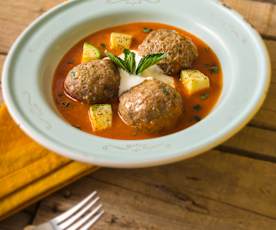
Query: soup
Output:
[[53, 22, 223, 140]]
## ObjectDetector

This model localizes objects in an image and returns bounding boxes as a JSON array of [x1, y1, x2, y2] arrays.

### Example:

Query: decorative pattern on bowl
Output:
[[102, 143, 171, 152]]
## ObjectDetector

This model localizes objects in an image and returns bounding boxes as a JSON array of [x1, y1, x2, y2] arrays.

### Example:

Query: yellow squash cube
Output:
[[89, 104, 112, 131], [180, 70, 210, 95], [110, 32, 133, 50]]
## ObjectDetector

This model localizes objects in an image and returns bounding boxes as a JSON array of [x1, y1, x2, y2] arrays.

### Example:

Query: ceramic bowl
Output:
[[2, 0, 271, 168]]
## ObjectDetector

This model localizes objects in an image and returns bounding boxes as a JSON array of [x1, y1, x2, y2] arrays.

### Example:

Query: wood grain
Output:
[[0, 0, 64, 53], [222, 0, 276, 37], [33, 150, 276, 229]]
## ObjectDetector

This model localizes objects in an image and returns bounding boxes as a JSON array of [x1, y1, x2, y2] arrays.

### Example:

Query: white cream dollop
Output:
[[118, 51, 175, 95], [119, 69, 152, 95]]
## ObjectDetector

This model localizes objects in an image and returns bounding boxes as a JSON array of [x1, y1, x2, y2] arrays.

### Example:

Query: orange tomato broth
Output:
[[53, 22, 223, 140]]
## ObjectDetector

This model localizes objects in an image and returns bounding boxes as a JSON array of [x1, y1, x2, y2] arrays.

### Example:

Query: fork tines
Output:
[[52, 191, 104, 230]]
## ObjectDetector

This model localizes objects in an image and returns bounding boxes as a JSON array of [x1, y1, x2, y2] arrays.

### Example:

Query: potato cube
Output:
[[180, 70, 210, 95], [110, 32, 133, 50], [89, 104, 112, 131]]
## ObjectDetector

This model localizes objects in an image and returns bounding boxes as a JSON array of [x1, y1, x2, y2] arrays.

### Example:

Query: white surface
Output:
[[2, 0, 271, 168]]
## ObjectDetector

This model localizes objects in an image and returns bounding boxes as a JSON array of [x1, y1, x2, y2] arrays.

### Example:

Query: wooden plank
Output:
[[223, 125, 276, 157], [268, 5, 276, 36], [0, 0, 64, 53], [265, 40, 276, 84], [33, 150, 276, 229], [252, 109, 276, 130], [0, 54, 5, 104], [222, 0, 276, 37], [0, 211, 32, 230]]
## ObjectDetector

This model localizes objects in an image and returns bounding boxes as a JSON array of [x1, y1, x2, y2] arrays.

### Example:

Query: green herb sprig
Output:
[[106, 49, 166, 75], [124, 49, 136, 74], [136, 53, 166, 74]]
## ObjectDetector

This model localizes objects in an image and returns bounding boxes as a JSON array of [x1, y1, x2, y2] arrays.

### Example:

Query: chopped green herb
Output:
[[193, 104, 202, 112], [143, 28, 153, 33], [100, 43, 106, 49], [162, 87, 170, 96], [209, 65, 219, 74], [200, 93, 209, 100], [70, 71, 76, 78], [193, 115, 202, 122], [62, 102, 71, 108], [204, 64, 219, 74]]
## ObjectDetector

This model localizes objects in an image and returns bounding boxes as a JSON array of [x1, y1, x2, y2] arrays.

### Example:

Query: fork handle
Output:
[[24, 223, 54, 230]]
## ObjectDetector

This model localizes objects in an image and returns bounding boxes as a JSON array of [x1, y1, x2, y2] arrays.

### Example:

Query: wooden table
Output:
[[0, 0, 276, 229]]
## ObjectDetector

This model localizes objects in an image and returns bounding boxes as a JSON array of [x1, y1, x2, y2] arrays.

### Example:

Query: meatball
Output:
[[64, 59, 120, 104], [119, 80, 183, 133], [138, 29, 198, 75]]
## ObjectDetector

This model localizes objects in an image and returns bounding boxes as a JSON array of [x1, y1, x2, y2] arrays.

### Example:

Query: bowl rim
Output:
[[2, 0, 271, 168]]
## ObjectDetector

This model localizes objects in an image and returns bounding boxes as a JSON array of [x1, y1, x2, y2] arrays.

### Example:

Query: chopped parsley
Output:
[[193, 104, 202, 112], [204, 64, 219, 74], [162, 87, 170, 96], [100, 43, 106, 49], [193, 115, 202, 122], [143, 28, 153, 33], [200, 92, 209, 100], [62, 101, 71, 108]]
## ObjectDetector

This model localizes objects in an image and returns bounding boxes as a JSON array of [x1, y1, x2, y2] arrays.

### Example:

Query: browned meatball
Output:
[[138, 29, 198, 75], [64, 59, 120, 104], [119, 80, 183, 133]]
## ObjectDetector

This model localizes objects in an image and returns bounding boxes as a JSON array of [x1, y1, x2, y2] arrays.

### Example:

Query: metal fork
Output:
[[25, 191, 104, 230]]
